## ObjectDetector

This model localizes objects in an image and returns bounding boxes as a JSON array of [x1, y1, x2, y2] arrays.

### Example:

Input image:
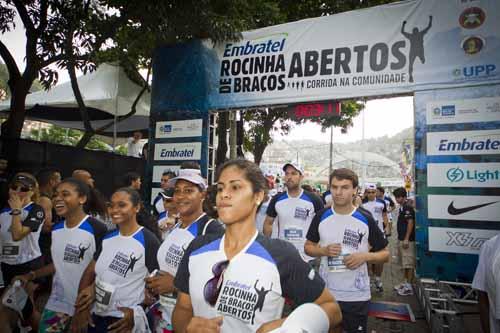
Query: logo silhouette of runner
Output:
[[357, 230, 366, 245], [401, 16, 433, 83], [124, 253, 143, 278], [78, 243, 90, 261], [251, 279, 273, 325]]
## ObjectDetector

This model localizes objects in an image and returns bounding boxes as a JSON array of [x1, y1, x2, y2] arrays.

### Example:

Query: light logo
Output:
[[446, 167, 464, 183]]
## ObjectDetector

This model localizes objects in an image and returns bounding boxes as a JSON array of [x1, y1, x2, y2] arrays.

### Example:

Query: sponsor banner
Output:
[[428, 194, 500, 222], [152, 165, 181, 183], [155, 119, 203, 139], [200, 0, 500, 108], [154, 142, 202, 161], [426, 129, 500, 156], [150, 188, 162, 205], [427, 97, 500, 125], [427, 163, 500, 188], [429, 227, 499, 255]]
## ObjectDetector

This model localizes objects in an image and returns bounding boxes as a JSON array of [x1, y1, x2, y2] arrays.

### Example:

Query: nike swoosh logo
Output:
[[447, 201, 499, 215]]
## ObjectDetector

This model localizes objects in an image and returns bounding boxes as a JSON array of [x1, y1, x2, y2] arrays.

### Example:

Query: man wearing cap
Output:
[[361, 183, 388, 293], [263, 163, 324, 262]]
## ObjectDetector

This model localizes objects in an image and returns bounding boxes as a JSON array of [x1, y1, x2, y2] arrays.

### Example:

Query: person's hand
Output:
[[344, 252, 367, 270], [402, 240, 409, 249], [70, 309, 94, 333], [323, 243, 342, 257], [8, 193, 22, 210], [108, 307, 134, 333], [186, 316, 223, 333], [145, 272, 175, 295], [12, 273, 32, 287], [75, 285, 95, 313]]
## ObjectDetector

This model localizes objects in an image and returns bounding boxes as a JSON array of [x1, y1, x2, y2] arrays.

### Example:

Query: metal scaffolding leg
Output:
[[415, 278, 479, 333]]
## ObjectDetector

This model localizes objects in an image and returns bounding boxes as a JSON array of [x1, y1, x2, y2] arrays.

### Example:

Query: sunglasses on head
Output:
[[203, 259, 229, 306], [9, 183, 31, 192]]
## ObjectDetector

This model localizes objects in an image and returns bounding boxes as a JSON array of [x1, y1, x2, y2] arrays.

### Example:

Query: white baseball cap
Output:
[[167, 169, 207, 190], [365, 183, 377, 190], [282, 162, 304, 175]]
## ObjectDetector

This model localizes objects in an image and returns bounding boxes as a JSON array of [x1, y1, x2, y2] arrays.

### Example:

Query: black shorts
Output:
[[1, 256, 44, 286], [88, 315, 121, 332], [338, 300, 369, 333]]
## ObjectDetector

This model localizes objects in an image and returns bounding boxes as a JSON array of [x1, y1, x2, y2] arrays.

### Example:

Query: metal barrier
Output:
[[415, 278, 479, 333]]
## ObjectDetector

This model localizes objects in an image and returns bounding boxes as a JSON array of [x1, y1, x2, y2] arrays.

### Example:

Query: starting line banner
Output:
[[200, 0, 500, 108]]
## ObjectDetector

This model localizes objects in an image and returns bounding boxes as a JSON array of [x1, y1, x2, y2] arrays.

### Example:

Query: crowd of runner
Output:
[[0, 156, 472, 333]]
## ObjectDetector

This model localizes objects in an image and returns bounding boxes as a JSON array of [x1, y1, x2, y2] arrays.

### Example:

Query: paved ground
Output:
[[367, 228, 482, 333]]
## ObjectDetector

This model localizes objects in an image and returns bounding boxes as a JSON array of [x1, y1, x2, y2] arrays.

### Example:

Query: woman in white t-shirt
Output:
[[145, 169, 223, 333], [0, 173, 45, 331], [172, 159, 342, 333], [74, 187, 160, 332], [16, 178, 107, 332]]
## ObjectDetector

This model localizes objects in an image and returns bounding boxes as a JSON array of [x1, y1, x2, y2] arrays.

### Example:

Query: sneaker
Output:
[[375, 280, 384, 293], [397, 284, 413, 296], [393, 282, 405, 291]]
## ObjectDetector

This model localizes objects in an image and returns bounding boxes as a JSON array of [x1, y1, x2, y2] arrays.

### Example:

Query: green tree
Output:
[[29, 124, 114, 150]]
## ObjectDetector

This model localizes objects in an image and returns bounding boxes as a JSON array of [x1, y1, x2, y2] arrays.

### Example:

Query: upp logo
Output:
[[446, 167, 464, 183], [453, 64, 496, 78]]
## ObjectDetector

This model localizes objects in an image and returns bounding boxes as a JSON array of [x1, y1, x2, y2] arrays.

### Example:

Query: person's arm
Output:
[[477, 290, 490, 333], [263, 215, 275, 237], [38, 196, 53, 233], [382, 212, 389, 234], [314, 288, 342, 332], [172, 292, 194, 333], [423, 15, 433, 33], [9, 200, 45, 241]]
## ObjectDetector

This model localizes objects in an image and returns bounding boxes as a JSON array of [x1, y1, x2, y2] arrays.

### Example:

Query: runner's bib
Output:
[[284, 228, 303, 243], [2, 244, 19, 256], [95, 279, 116, 314]]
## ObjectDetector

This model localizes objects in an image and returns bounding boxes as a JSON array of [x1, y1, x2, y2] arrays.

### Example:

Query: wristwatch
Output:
[[10, 209, 22, 216]]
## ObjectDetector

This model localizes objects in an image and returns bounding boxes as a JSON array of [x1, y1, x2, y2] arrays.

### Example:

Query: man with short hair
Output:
[[362, 183, 389, 292], [305, 168, 389, 333], [122, 171, 142, 190], [263, 162, 324, 262], [126, 131, 144, 157], [393, 187, 416, 296], [72, 169, 95, 188], [376, 186, 395, 236], [153, 170, 177, 220]]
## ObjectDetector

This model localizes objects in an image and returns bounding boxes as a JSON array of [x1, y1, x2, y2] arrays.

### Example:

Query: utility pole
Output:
[[328, 126, 334, 187], [229, 110, 237, 159]]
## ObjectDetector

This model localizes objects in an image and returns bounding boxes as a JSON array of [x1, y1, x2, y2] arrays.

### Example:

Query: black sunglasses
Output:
[[9, 183, 31, 192], [203, 260, 229, 306]]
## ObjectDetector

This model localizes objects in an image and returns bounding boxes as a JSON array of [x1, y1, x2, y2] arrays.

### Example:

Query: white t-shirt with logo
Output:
[[175, 231, 325, 333], [472, 235, 500, 333], [0, 203, 45, 265], [266, 190, 324, 261], [361, 198, 387, 232], [322, 190, 332, 207], [94, 227, 160, 318], [156, 214, 223, 324], [306, 207, 388, 302], [46, 216, 107, 315]]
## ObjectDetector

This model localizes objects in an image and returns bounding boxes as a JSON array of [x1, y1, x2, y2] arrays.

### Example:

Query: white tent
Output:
[[0, 63, 151, 139]]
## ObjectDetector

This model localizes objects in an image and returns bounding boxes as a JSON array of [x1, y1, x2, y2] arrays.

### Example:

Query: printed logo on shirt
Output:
[[63, 242, 90, 264], [217, 279, 272, 325], [164, 243, 186, 268], [342, 229, 365, 250], [108, 251, 142, 278], [36, 211, 44, 219], [294, 207, 311, 220]]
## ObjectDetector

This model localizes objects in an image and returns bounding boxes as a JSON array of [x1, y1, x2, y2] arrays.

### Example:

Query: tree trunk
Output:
[[216, 112, 229, 166], [252, 116, 274, 166], [76, 131, 94, 148]]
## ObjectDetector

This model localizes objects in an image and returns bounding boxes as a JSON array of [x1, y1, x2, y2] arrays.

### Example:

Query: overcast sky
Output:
[[2, 18, 414, 143]]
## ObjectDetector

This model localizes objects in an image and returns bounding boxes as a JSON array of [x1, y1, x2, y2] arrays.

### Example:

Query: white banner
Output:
[[426, 129, 500, 156], [429, 227, 499, 255], [150, 187, 162, 205], [428, 194, 500, 221], [152, 165, 181, 183], [427, 163, 500, 188], [202, 0, 500, 108], [154, 142, 202, 161], [155, 119, 203, 139], [427, 97, 500, 125]]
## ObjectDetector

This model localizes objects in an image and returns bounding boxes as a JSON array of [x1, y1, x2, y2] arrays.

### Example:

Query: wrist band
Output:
[[10, 209, 22, 216]]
